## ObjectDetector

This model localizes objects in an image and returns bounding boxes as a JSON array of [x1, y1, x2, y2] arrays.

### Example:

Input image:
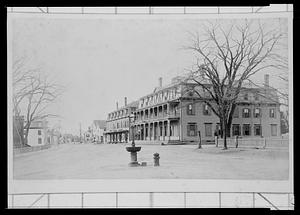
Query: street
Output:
[[13, 143, 289, 180]]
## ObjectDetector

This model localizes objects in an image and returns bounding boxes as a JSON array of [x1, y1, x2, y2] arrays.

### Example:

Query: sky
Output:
[[10, 15, 289, 135]]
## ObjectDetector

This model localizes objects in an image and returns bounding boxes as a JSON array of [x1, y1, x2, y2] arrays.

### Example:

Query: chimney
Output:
[[116, 102, 119, 110], [264, 74, 269, 87], [158, 77, 162, 88], [124, 97, 127, 106]]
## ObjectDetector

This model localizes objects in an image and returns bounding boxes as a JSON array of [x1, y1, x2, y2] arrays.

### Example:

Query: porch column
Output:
[[153, 122, 156, 140], [167, 103, 170, 116], [157, 122, 160, 140], [167, 120, 170, 141], [162, 121, 165, 141], [148, 123, 151, 141], [150, 123, 153, 140], [143, 124, 146, 140], [139, 125, 141, 140]]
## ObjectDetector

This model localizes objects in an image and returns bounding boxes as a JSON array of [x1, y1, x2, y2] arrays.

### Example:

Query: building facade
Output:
[[104, 97, 138, 143], [27, 119, 49, 146], [105, 75, 281, 144]]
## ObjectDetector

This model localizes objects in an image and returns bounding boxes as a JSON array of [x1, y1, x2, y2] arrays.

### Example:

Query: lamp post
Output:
[[126, 113, 141, 167]]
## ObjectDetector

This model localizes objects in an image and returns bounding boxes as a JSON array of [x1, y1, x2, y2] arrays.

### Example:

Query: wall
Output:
[[180, 99, 219, 142], [27, 128, 46, 147], [179, 100, 281, 142], [232, 104, 281, 137]]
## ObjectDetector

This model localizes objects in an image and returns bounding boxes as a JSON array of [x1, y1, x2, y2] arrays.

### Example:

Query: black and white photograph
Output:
[[7, 6, 293, 208]]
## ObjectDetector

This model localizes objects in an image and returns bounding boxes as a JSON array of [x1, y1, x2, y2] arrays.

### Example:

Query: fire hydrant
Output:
[[153, 153, 160, 166]]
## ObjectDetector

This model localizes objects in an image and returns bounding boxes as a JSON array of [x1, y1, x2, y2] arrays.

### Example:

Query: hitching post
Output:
[[198, 131, 202, 149], [153, 153, 160, 166], [235, 135, 239, 148]]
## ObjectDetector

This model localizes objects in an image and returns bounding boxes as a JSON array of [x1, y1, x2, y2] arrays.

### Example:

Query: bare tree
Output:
[[12, 57, 64, 147], [184, 19, 286, 149]]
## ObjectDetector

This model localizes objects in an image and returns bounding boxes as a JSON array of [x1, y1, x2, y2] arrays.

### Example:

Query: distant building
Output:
[[104, 98, 138, 143], [63, 134, 74, 143], [91, 120, 106, 143], [47, 128, 60, 145], [105, 74, 281, 144], [83, 127, 93, 142], [26, 119, 49, 146]]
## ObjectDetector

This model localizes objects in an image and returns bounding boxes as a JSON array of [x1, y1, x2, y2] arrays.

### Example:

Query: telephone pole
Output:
[[79, 122, 82, 143]]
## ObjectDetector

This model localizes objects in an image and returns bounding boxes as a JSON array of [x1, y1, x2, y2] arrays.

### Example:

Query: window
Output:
[[243, 124, 251, 136], [254, 108, 261, 118], [233, 108, 239, 118], [203, 104, 211, 115], [242, 108, 251, 118], [269, 108, 276, 118], [271, 124, 277, 136], [187, 123, 197, 136], [232, 124, 241, 136], [205, 123, 212, 137], [38, 130, 42, 135], [187, 103, 195, 115], [254, 124, 261, 136], [38, 138, 42, 144], [244, 93, 248, 100], [254, 94, 259, 101]]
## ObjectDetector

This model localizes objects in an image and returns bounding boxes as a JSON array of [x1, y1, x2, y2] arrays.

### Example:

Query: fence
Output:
[[13, 144, 56, 155], [215, 137, 289, 148], [8, 191, 294, 209]]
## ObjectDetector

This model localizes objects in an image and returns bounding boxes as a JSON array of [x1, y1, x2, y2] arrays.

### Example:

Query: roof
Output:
[[114, 100, 139, 111], [125, 100, 139, 108], [93, 120, 106, 129]]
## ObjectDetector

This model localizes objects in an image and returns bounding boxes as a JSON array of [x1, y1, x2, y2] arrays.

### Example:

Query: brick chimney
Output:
[[124, 97, 127, 106], [158, 77, 162, 88], [264, 74, 269, 87], [116, 102, 119, 110]]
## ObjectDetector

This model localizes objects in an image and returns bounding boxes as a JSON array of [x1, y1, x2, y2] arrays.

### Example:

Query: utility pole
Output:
[[79, 123, 82, 143]]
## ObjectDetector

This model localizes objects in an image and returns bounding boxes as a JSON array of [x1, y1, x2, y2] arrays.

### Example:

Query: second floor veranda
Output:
[[134, 101, 180, 122]]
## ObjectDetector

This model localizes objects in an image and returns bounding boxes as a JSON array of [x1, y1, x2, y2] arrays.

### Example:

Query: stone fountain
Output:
[[126, 141, 141, 167]]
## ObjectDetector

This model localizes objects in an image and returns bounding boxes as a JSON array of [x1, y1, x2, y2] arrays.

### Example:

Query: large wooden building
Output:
[[105, 74, 281, 144]]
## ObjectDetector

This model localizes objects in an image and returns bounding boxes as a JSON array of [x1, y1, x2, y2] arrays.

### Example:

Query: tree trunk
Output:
[[223, 124, 227, 149], [219, 119, 224, 138], [222, 116, 228, 150], [23, 127, 30, 147]]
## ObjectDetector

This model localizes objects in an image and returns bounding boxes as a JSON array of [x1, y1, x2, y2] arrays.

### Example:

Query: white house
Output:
[[26, 119, 48, 147]]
